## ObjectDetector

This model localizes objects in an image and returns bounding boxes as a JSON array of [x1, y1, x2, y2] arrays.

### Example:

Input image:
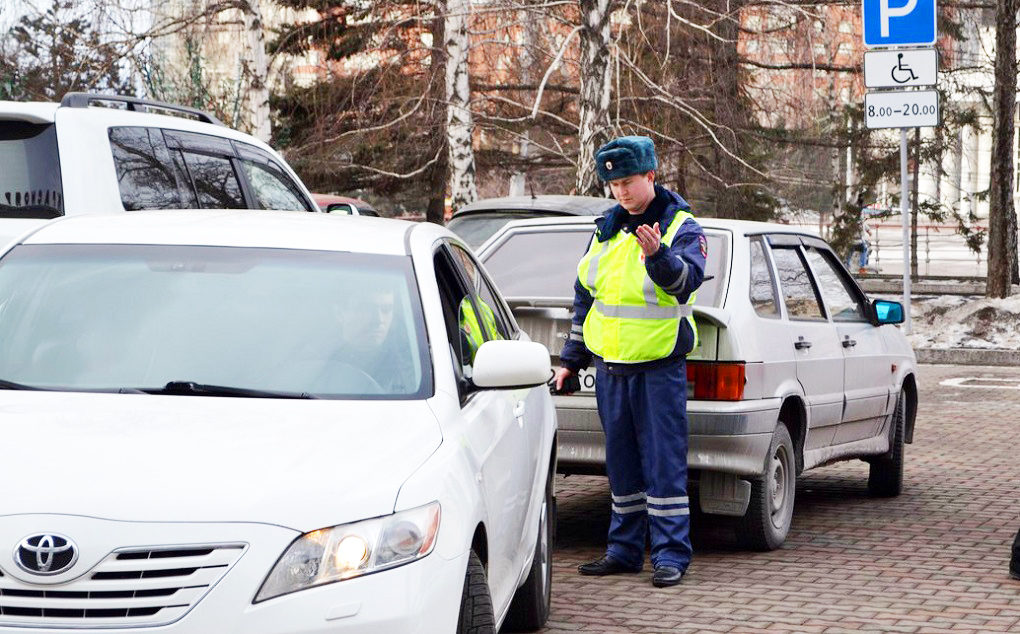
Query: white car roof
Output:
[[0, 101, 60, 123], [19, 210, 421, 256]]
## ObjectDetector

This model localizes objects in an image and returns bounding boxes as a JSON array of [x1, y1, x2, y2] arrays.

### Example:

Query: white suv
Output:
[[0, 93, 317, 244]]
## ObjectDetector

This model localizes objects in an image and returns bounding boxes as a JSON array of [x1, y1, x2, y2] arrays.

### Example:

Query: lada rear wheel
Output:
[[738, 422, 796, 551], [867, 390, 905, 497], [504, 470, 555, 631], [456, 550, 495, 634]]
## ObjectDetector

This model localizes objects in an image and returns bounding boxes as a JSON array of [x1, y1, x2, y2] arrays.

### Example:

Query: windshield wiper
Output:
[[141, 380, 317, 399], [0, 378, 44, 390]]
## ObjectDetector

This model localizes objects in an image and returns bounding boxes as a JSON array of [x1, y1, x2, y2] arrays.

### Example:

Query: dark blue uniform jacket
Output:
[[560, 185, 707, 376]]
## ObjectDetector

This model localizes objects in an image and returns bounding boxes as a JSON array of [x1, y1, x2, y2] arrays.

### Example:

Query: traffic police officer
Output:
[[554, 136, 706, 588]]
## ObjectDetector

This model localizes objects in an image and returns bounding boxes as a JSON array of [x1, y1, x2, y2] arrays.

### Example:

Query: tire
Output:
[[868, 390, 905, 497], [504, 471, 555, 632], [738, 422, 796, 551], [456, 550, 495, 634]]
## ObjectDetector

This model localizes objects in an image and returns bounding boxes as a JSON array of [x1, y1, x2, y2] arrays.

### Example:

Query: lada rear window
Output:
[[0, 121, 63, 218], [482, 227, 728, 307], [0, 245, 432, 400]]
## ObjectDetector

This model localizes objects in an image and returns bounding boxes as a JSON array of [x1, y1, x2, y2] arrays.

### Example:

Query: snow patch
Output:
[[899, 294, 1020, 350]]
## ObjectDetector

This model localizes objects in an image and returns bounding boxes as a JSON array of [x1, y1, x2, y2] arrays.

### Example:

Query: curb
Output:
[[916, 348, 1020, 367]]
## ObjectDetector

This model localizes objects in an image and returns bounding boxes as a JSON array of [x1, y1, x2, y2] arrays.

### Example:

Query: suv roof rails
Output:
[[60, 92, 224, 126]]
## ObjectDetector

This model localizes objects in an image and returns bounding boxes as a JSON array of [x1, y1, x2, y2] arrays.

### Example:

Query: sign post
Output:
[[862, 0, 939, 335]]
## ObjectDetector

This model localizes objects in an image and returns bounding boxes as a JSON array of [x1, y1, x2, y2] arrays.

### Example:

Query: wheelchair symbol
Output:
[[891, 53, 918, 84]]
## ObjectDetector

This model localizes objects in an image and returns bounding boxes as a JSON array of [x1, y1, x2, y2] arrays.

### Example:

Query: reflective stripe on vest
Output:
[[577, 209, 699, 363]]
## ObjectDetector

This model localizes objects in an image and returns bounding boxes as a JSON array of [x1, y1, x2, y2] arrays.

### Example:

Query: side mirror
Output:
[[472, 340, 551, 389], [872, 299, 904, 325], [326, 203, 358, 215]]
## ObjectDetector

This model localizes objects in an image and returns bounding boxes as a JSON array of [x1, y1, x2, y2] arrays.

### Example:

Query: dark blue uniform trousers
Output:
[[595, 360, 692, 571]]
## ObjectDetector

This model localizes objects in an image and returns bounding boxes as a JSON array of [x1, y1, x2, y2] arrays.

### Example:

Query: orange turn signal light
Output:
[[686, 362, 745, 401]]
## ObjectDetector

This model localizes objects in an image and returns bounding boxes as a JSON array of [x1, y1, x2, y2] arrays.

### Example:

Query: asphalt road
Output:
[[537, 363, 1020, 633]]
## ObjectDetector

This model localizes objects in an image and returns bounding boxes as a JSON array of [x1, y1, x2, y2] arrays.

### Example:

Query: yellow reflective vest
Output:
[[458, 297, 503, 362], [577, 210, 698, 363]]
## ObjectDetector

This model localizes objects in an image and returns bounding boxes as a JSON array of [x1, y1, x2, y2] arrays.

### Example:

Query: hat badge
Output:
[[605, 160, 613, 170]]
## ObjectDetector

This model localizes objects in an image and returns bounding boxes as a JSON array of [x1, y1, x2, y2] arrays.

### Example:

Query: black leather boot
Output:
[[651, 565, 684, 587], [577, 555, 642, 576]]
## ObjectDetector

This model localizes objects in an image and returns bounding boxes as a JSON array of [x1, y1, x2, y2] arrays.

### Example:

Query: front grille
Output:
[[0, 543, 245, 628]]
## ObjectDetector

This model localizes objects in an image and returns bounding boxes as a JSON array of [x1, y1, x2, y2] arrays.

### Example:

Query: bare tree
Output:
[[241, 0, 271, 143], [426, 2, 450, 224], [575, 0, 613, 196], [444, 0, 478, 212], [986, 0, 1018, 297]]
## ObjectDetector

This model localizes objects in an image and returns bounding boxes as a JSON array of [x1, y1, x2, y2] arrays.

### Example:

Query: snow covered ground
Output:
[[897, 295, 1020, 350]]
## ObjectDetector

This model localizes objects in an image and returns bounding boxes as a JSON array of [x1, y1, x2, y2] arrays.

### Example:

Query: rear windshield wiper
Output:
[[140, 380, 317, 399]]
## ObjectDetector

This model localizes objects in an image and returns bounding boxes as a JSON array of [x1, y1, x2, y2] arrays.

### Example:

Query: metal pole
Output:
[[900, 128, 912, 334]]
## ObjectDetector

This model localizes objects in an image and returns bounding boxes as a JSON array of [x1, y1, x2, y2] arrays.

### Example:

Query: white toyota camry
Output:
[[0, 211, 556, 633]]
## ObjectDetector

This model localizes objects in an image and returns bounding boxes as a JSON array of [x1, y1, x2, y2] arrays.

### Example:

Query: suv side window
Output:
[[803, 246, 867, 322], [108, 127, 196, 210], [449, 243, 512, 340], [749, 238, 779, 318], [234, 143, 313, 212], [771, 246, 826, 321], [180, 152, 245, 209]]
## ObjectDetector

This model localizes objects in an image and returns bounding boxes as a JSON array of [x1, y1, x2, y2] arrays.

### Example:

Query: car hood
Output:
[[0, 392, 442, 532]]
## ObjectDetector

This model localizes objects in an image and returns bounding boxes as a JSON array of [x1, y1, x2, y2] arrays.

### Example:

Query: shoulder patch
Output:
[[698, 234, 708, 258]]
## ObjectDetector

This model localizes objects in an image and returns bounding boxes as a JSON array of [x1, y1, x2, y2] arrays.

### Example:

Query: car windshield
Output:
[[447, 211, 559, 248], [0, 244, 431, 399], [0, 121, 63, 219], [481, 227, 728, 307]]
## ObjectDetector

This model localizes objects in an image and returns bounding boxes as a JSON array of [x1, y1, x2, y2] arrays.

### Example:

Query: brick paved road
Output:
[[539, 364, 1020, 633]]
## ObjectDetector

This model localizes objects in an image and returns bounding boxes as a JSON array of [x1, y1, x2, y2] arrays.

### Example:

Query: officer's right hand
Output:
[[553, 367, 576, 394]]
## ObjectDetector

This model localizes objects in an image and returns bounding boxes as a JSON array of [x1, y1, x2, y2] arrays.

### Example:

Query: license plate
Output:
[[576, 368, 597, 393], [575, 367, 697, 398]]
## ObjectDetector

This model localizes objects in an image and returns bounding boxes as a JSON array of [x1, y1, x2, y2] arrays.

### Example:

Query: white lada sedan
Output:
[[0, 211, 556, 633], [474, 214, 918, 551]]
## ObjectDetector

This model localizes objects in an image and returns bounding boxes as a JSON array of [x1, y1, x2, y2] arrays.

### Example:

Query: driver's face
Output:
[[340, 291, 395, 347]]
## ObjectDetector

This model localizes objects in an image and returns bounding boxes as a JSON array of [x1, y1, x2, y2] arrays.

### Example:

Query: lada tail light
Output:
[[686, 361, 745, 401]]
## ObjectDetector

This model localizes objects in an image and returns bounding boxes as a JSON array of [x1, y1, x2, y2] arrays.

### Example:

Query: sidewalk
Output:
[[541, 364, 1020, 633]]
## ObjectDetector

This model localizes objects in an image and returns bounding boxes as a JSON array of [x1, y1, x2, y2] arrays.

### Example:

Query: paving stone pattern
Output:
[[537, 364, 1020, 633]]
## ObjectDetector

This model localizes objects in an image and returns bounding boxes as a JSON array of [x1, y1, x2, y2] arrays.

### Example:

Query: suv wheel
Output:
[[738, 422, 796, 551]]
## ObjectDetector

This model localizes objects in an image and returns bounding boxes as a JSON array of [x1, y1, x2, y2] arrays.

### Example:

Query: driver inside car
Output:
[[327, 284, 415, 394]]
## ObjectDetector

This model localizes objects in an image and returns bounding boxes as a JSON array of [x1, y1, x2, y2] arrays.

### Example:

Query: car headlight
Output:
[[255, 501, 441, 602]]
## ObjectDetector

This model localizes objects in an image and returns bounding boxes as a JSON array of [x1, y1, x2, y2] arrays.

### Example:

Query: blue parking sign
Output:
[[863, 0, 937, 47]]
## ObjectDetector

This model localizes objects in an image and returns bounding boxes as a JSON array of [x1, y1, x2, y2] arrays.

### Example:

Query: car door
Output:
[[437, 243, 531, 613], [451, 242, 548, 567], [802, 244, 891, 444], [768, 236, 844, 449]]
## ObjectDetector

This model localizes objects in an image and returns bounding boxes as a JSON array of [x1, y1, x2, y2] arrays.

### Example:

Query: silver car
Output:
[[473, 214, 918, 550]]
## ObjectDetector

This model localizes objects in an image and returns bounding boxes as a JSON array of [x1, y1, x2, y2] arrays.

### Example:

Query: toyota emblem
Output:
[[15, 533, 77, 575]]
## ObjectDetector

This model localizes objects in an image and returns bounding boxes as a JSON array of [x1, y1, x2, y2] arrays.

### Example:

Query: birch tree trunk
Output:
[[509, 9, 540, 197], [575, 0, 613, 196], [444, 0, 477, 213], [241, 0, 271, 143], [987, 0, 1018, 298]]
